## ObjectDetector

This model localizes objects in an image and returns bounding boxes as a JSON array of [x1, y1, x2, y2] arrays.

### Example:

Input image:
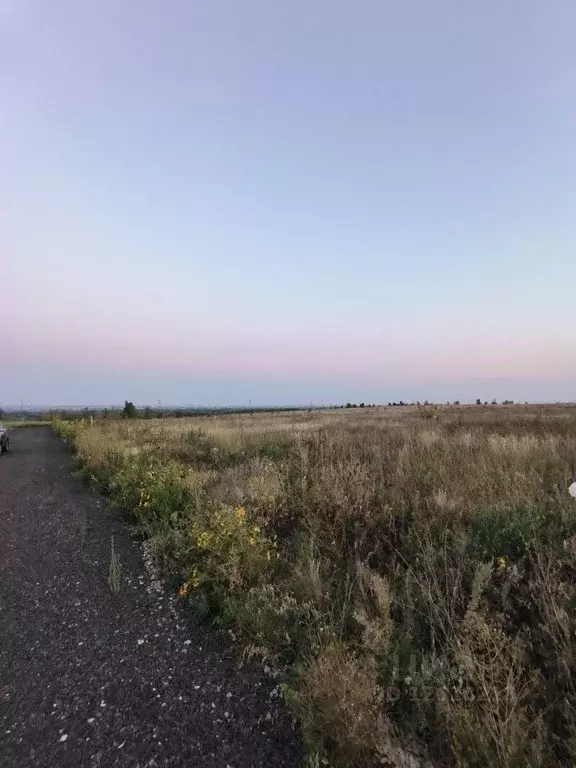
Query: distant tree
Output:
[[359, 402, 365, 408], [122, 400, 138, 419], [0, 408, 4, 420], [346, 402, 352, 409], [454, 400, 461, 406], [143, 407, 153, 419], [484, 401, 488, 406], [476, 398, 482, 406], [491, 399, 498, 406]]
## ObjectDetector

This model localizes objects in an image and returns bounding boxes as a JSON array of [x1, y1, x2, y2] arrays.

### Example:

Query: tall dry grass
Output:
[[56, 404, 576, 767]]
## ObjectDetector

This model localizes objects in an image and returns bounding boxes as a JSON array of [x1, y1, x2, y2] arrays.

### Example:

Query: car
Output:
[[0, 422, 9, 453]]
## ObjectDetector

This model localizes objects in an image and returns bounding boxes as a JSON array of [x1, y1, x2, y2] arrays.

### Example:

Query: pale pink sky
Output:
[[2, 0, 576, 405]]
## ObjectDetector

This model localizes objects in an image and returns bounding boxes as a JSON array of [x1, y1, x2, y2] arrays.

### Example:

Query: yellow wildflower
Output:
[[178, 582, 189, 597], [235, 507, 246, 521], [496, 556, 507, 569], [196, 531, 211, 549]]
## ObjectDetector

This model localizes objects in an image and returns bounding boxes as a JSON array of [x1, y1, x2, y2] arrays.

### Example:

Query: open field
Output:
[[56, 404, 576, 767]]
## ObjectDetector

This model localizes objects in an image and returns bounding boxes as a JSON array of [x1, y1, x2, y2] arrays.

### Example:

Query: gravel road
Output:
[[0, 428, 303, 768]]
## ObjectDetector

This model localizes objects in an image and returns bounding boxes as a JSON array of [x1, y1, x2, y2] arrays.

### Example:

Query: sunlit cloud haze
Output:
[[2, 0, 576, 406]]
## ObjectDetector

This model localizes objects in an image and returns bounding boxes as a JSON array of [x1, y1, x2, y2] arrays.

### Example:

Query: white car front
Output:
[[0, 423, 9, 453]]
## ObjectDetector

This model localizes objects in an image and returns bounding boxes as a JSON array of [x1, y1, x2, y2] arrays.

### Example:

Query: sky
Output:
[[2, 0, 575, 407]]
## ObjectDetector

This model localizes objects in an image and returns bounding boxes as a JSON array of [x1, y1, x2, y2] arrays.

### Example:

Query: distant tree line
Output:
[[339, 399, 521, 409], [0, 398, 530, 424], [13, 403, 325, 422]]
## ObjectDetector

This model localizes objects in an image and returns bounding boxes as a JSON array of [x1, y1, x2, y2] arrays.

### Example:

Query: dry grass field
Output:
[[56, 404, 576, 767]]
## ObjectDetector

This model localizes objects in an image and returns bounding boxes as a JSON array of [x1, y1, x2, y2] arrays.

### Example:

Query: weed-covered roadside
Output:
[[54, 408, 576, 767]]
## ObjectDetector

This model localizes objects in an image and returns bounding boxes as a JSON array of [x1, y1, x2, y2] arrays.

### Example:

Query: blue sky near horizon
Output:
[[2, 0, 575, 406]]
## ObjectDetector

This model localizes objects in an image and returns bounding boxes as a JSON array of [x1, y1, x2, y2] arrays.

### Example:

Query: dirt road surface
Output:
[[0, 428, 303, 768]]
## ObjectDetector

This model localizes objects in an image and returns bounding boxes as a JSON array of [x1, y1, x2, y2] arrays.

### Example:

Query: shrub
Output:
[[468, 505, 543, 561], [440, 612, 544, 767], [180, 503, 277, 620], [289, 643, 389, 767], [122, 400, 138, 418]]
